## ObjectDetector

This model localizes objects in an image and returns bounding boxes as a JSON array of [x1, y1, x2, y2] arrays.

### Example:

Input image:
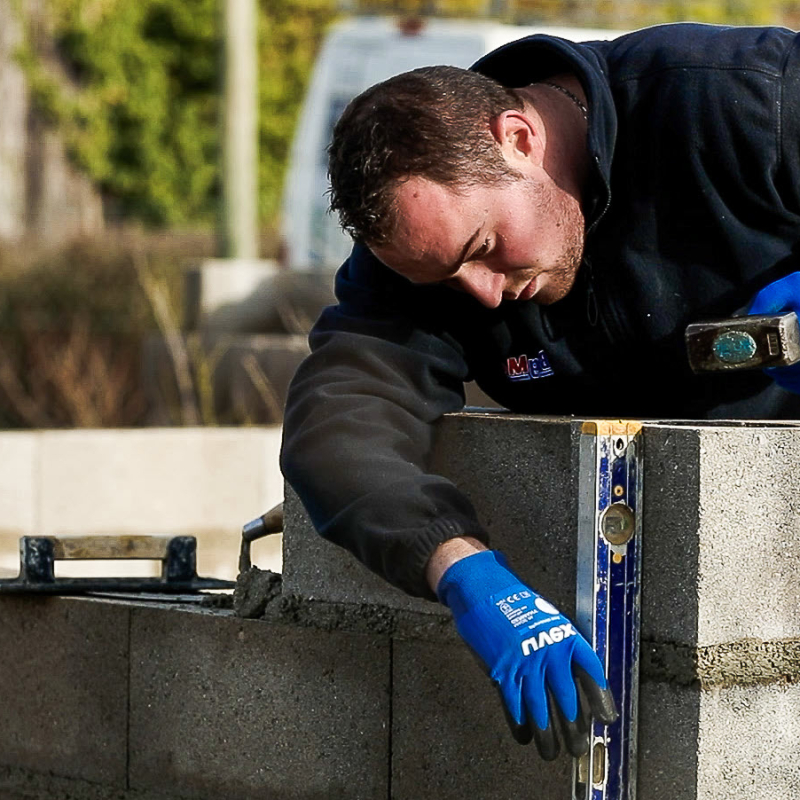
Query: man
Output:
[[280, 22, 800, 760]]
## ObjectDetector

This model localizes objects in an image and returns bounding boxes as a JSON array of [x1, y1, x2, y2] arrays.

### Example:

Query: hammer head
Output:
[[685, 312, 800, 373]]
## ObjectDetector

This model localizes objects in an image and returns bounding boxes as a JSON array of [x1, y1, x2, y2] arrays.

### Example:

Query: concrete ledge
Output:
[[2, 589, 800, 799], [0, 427, 284, 580]]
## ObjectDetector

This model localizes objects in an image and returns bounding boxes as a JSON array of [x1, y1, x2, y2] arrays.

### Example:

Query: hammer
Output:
[[686, 312, 800, 373]]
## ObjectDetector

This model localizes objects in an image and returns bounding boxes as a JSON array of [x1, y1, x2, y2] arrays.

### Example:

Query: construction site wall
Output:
[[1, 413, 799, 799]]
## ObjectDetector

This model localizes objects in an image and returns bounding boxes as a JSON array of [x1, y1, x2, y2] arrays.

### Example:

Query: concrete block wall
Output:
[[282, 411, 800, 799], [2, 412, 800, 799], [0, 428, 284, 581], [0, 596, 389, 800]]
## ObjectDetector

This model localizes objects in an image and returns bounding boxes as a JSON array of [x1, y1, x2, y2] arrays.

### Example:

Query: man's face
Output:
[[370, 171, 585, 309]]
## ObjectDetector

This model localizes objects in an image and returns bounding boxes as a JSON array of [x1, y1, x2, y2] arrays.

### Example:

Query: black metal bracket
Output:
[[0, 534, 234, 595]]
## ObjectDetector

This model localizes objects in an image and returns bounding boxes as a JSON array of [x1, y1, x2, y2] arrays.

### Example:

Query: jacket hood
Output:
[[471, 34, 618, 232]]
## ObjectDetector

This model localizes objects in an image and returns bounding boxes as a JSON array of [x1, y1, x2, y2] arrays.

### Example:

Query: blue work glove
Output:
[[437, 550, 617, 760], [749, 271, 800, 393]]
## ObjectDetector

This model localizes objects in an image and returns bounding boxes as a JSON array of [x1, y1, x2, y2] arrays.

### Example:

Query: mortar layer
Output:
[[644, 637, 800, 689], [237, 571, 800, 689]]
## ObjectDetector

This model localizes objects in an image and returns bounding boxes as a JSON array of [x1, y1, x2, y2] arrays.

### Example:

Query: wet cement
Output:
[[233, 567, 800, 686], [234, 566, 456, 641]]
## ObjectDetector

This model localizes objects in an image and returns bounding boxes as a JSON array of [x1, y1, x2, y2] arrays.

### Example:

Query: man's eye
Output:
[[473, 239, 491, 259]]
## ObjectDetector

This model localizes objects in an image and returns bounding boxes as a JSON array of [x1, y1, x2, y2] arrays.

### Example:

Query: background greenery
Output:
[[3, 0, 799, 429], [17, 0, 800, 232], [17, 0, 338, 229]]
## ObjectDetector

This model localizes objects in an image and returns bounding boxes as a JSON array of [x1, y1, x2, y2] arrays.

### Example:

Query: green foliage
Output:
[[259, 0, 338, 223], [18, 0, 336, 229], [16, 0, 793, 230]]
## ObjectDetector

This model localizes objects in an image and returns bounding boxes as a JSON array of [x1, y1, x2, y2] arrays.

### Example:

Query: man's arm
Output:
[[283, 245, 615, 758], [281, 244, 491, 598], [425, 536, 488, 593]]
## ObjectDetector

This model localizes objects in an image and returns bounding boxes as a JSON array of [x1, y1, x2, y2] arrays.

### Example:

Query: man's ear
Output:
[[489, 110, 544, 168]]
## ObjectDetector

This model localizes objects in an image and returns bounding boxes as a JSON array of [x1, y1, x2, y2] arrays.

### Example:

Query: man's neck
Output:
[[518, 74, 590, 203]]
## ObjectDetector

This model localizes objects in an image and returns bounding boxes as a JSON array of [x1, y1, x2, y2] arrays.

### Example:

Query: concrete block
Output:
[[395, 638, 800, 800], [184, 260, 335, 334], [391, 637, 570, 799], [637, 679, 800, 800], [36, 428, 283, 580], [282, 413, 579, 614], [639, 424, 702, 646], [282, 486, 436, 613], [128, 606, 390, 800], [696, 681, 800, 799], [429, 412, 579, 611], [696, 426, 800, 645], [637, 681, 700, 800], [0, 596, 129, 786], [640, 422, 800, 647], [0, 432, 38, 577]]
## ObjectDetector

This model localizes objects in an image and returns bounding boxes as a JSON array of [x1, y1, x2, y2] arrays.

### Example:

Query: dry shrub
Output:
[[0, 316, 146, 427], [0, 230, 215, 428]]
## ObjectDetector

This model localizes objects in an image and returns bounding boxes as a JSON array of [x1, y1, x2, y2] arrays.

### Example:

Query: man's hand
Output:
[[433, 548, 617, 760], [749, 272, 800, 392]]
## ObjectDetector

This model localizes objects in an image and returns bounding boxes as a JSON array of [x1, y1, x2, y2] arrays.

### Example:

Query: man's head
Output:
[[328, 66, 587, 308], [328, 66, 525, 246]]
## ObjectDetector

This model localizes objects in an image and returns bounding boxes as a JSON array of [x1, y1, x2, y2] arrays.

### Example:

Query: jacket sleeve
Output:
[[280, 244, 491, 599]]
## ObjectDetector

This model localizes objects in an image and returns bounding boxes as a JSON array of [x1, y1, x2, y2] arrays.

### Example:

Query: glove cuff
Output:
[[436, 550, 519, 615]]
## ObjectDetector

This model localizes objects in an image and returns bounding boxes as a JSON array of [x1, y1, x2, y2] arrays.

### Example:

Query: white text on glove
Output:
[[521, 623, 577, 656]]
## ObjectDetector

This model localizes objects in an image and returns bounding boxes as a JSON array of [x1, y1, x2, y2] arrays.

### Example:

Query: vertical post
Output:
[[222, 0, 259, 259], [574, 420, 643, 800]]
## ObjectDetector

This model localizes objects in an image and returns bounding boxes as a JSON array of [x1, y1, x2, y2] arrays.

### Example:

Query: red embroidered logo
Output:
[[505, 351, 554, 381]]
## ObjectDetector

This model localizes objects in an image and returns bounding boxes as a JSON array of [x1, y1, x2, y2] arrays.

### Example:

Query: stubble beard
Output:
[[529, 176, 586, 305]]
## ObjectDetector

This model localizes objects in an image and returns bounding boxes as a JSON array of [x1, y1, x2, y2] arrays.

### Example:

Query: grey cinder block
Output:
[[128, 606, 390, 800], [636, 679, 800, 800], [393, 641, 800, 800], [282, 413, 579, 614], [391, 637, 570, 800], [0, 596, 129, 786]]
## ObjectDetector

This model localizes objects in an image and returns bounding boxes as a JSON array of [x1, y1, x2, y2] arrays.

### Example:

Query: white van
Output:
[[280, 16, 626, 272]]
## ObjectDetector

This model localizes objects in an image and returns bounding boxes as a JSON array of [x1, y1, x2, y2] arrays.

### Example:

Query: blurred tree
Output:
[[17, 0, 337, 230], [259, 0, 337, 224], [14, 0, 791, 231]]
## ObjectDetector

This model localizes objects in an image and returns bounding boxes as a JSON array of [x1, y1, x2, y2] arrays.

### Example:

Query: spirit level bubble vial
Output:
[[573, 420, 643, 800]]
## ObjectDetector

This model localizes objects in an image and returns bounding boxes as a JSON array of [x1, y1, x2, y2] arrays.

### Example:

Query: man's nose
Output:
[[455, 265, 505, 309]]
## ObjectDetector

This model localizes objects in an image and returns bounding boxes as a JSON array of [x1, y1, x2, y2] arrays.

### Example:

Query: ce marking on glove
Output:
[[497, 590, 532, 605]]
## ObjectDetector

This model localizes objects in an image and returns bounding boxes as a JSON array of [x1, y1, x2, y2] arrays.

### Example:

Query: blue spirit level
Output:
[[573, 421, 643, 800]]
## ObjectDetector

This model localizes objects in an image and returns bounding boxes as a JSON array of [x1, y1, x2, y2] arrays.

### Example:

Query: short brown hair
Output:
[[328, 65, 524, 245]]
